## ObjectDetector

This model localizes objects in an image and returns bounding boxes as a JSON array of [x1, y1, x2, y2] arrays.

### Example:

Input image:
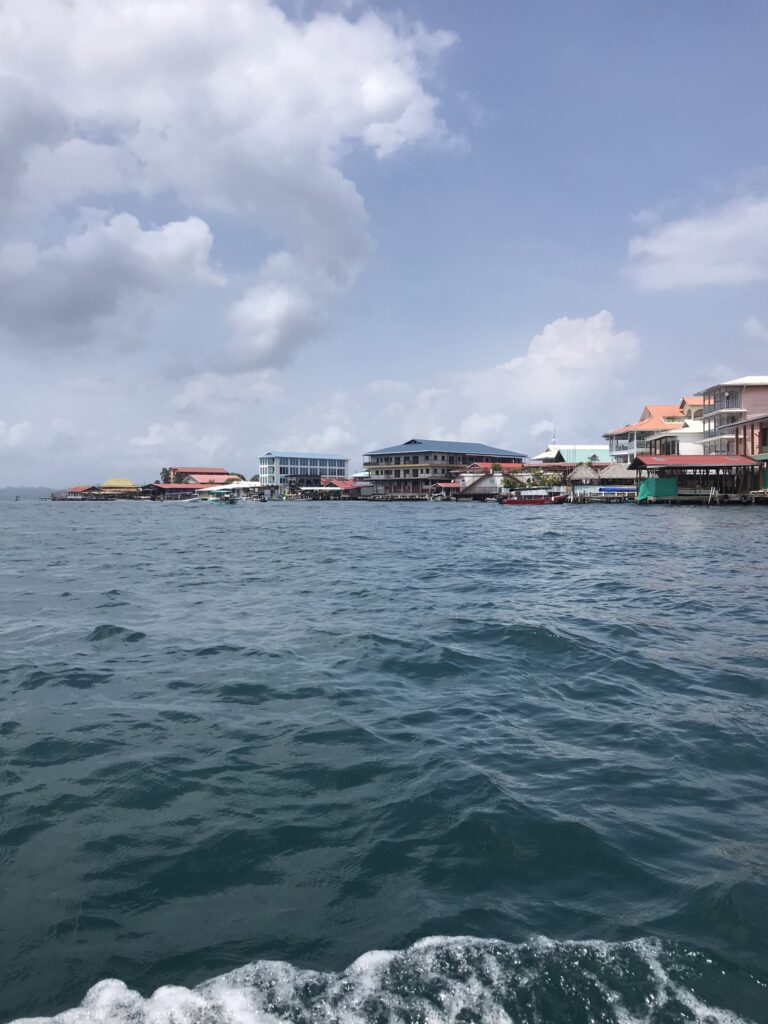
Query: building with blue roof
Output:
[[363, 438, 527, 496], [259, 451, 349, 491]]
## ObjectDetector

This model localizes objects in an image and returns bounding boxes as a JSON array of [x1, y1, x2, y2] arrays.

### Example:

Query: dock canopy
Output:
[[628, 455, 758, 471]]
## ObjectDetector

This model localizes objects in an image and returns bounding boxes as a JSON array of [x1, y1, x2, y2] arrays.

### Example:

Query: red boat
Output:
[[500, 494, 568, 505]]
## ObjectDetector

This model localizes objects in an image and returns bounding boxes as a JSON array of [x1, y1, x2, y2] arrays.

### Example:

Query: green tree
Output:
[[160, 467, 171, 484]]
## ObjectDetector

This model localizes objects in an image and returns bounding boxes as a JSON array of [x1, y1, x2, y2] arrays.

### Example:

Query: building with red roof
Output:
[[604, 398, 704, 463], [167, 466, 233, 484], [628, 454, 759, 503]]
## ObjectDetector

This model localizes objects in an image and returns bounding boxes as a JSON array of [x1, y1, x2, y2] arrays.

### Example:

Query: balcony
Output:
[[703, 406, 746, 420]]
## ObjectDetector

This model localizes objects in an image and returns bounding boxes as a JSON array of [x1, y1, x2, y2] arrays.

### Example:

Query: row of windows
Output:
[[372, 468, 449, 478], [260, 460, 346, 469], [368, 453, 458, 465]]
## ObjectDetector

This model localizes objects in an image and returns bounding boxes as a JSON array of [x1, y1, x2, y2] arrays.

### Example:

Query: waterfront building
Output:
[[628, 454, 759, 502], [451, 460, 525, 498], [696, 377, 768, 455], [598, 461, 636, 485], [167, 466, 233, 484], [297, 477, 371, 499], [566, 463, 601, 500], [99, 477, 141, 497], [64, 485, 98, 500], [363, 439, 527, 496], [603, 400, 697, 463], [259, 452, 349, 492], [531, 443, 609, 462], [144, 482, 203, 500]]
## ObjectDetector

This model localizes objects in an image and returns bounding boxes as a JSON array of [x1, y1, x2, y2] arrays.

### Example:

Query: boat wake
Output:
[[14, 935, 757, 1024]]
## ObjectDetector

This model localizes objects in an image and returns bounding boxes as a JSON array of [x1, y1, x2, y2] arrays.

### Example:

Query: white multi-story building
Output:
[[603, 398, 703, 463], [259, 452, 349, 491]]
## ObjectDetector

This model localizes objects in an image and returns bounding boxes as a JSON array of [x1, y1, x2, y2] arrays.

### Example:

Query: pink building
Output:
[[696, 377, 768, 455]]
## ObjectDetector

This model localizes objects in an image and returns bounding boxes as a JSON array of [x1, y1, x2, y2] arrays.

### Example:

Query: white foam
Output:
[[12, 936, 756, 1024]]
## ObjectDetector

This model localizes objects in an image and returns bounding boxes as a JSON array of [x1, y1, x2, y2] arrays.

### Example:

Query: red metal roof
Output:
[[170, 466, 228, 474], [185, 473, 233, 483], [522, 462, 609, 471], [630, 455, 758, 469], [437, 481, 461, 488], [466, 461, 524, 472], [67, 485, 95, 492], [150, 482, 202, 490], [320, 477, 357, 489]]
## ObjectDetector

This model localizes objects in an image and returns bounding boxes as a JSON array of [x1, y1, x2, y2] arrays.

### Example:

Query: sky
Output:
[[2, 0, 768, 485]]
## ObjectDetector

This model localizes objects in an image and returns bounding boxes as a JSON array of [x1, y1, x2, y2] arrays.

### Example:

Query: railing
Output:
[[704, 397, 745, 414]]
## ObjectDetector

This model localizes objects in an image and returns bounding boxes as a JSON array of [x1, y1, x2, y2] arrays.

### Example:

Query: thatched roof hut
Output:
[[100, 477, 139, 492], [599, 461, 635, 482], [567, 463, 600, 484]]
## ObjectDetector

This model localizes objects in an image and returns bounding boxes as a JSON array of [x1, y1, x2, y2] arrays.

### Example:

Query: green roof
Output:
[[556, 446, 609, 461]]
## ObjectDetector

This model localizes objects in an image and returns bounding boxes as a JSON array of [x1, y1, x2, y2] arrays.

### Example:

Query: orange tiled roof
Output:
[[605, 404, 686, 436]]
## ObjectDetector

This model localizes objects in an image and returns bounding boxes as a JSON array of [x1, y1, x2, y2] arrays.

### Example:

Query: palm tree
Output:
[[160, 467, 171, 484]]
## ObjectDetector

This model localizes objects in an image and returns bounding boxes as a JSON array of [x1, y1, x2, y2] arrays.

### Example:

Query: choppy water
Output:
[[1, 500, 767, 1024]]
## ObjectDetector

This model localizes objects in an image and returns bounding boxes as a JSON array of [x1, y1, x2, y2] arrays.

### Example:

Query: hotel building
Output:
[[363, 438, 527, 496], [259, 452, 349, 491]]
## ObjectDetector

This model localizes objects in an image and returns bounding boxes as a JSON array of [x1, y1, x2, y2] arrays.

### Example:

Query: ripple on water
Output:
[[1, 502, 768, 1022]]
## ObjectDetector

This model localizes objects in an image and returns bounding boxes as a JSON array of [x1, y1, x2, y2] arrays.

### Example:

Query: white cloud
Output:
[[304, 423, 355, 451], [0, 213, 219, 345], [743, 315, 768, 341], [628, 197, 768, 289], [0, 420, 32, 448], [173, 371, 281, 412], [1, 0, 454, 365], [530, 418, 555, 437], [457, 412, 508, 442], [280, 311, 640, 463], [368, 379, 411, 394], [128, 420, 226, 459]]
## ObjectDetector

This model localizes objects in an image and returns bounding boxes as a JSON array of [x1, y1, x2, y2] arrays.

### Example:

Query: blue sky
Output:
[[1, 0, 768, 484]]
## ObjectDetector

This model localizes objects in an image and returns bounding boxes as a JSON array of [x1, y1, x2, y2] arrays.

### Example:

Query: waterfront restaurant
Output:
[[363, 439, 527, 496], [144, 482, 203, 500], [64, 485, 99, 500], [628, 454, 759, 502]]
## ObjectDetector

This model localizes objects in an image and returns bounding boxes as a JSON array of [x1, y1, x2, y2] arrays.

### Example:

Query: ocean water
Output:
[[1, 499, 767, 1024]]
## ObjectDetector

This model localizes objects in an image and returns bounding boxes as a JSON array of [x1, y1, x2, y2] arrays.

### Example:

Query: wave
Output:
[[12, 936, 757, 1024]]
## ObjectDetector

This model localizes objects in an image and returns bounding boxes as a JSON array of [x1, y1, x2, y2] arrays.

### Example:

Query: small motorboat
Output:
[[499, 493, 567, 506], [204, 494, 239, 505]]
